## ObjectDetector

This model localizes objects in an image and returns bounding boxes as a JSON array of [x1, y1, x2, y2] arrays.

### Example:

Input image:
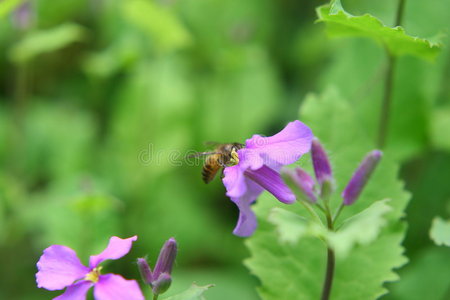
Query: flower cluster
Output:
[[222, 120, 313, 236], [36, 236, 144, 300], [36, 236, 178, 300], [286, 138, 382, 208], [137, 238, 178, 296]]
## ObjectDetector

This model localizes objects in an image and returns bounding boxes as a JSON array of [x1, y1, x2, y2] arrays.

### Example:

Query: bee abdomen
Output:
[[202, 162, 219, 184]]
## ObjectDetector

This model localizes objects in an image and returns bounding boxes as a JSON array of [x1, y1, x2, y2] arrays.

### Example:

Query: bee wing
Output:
[[186, 151, 219, 159]]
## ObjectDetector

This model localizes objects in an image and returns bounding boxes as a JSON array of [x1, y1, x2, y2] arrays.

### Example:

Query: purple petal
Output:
[[36, 245, 89, 291], [342, 150, 382, 205], [242, 120, 313, 170], [232, 198, 257, 237], [94, 274, 144, 300], [223, 165, 247, 198], [89, 236, 137, 268], [53, 281, 93, 300], [223, 165, 263, 236], [231, 179, 264, 237], [245, 165, 296, 204]]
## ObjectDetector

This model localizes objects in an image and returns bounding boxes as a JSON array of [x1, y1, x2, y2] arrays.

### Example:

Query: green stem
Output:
[[320, 207, 335, 300], [395, 0, 406, 26], [376, 0, 406, 148], [332, 203, 345, 225], [299, 200, 324, 226], [316, 203, 326, 213], [153, 294, 159, 300], [376, 53, 395, 149]]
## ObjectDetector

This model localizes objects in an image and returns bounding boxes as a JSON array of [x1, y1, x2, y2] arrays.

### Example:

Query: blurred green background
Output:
[[0, 0, 449, 299]]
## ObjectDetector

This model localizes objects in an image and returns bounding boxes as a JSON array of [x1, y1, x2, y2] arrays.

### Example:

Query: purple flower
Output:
[[36, 236, 144, 300], [137, 238, 177, 296], [342, 150, 382, 205], [222, 120, 313, 237]]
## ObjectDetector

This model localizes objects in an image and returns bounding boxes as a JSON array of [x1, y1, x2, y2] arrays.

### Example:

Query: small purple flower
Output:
[[342, 150, 382, 205], [222, 120, 313, 237], [137, 238, 177, 296], [36, 236, 144, 300]]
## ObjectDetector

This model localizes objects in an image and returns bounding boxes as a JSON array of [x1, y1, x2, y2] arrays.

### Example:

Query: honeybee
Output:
[[190, 143, 244, 183]]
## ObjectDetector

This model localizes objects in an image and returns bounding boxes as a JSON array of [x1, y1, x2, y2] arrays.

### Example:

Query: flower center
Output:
[[85, 266, 102, 283], [229, 148, 240, 166]]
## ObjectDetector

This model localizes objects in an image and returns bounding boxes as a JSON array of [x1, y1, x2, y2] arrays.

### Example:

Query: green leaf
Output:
[[245, 88, 409, 300], [122, 0, 192, 52], [268, 200, 392, 258], [268, 207, 325, 244], [162, 284, 214, 300], [387, 247, 450, 300], [9, 23, 86, 63], [316, 0, 441, 60], [429, 217, 450, 247], [0, 0, 23, 18], [328, 199, 392, 258]]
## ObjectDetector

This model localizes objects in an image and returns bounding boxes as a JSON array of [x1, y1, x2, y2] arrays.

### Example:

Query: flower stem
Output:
[[332, 203, 345, 225], [321, 247, 335, 300], [376, 53, 395, 149], [153, 294, 159, 300], [298, 200, 324, 225], [320, 206, 335, 300], [376, 0, 406, 148]]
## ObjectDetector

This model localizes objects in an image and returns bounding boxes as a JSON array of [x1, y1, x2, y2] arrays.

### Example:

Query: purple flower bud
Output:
[[342, 150, 382, 205], [283, 168, 317, 203], [153, 238, 177, 280], [137, 258, 153, 285], [311, 138, 333, 186], [152, 273, 172, 295], [13, 2, 33, 30]]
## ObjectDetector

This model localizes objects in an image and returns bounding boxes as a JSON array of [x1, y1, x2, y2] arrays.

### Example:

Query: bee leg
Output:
[[229, 148, 240, 165], [220, 168, 225, 179]]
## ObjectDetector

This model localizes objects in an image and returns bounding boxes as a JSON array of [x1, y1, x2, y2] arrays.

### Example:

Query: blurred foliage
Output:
[[0, 0, 449, 299], [430, 217, 450, 247]]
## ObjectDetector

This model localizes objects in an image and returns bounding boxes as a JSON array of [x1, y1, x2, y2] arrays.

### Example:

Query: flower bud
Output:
[[13, 2, 33, 30], [320, 177, 334, 201], [137, 258, 153, 285], [153, 238, 177, 279], [311, 138, 334, 189], [152, 273, 172, 295], [342, 150, 382, 205], [283, 168, 317, 203]]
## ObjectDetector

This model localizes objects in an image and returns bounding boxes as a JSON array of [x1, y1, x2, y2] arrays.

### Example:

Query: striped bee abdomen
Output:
[[202, 154, 221, 183]]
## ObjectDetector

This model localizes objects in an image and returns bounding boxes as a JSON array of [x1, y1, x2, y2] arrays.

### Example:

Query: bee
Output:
[[190, 143, 244, 183]]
